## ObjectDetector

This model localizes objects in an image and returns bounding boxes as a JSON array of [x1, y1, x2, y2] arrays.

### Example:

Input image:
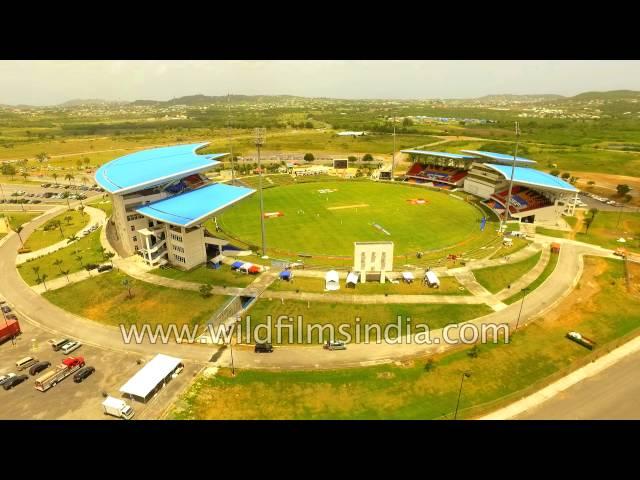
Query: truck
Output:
[[0, 319, 21, 344], [34, 356, 85, 392], [566, 331, 596, 350], [102, 396, 135, 420]]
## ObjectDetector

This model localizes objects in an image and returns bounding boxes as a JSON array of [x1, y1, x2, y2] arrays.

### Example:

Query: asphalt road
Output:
[[517, 349, 640, 420]]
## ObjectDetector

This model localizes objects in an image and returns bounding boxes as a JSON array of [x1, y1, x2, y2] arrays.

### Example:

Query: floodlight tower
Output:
[[391, 114, 397, 181], [227, 93, 235, 186], [254, 127, 267, 258], [502, 121, 521, 231]]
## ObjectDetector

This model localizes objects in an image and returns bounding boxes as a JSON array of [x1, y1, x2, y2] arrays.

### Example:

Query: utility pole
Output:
[[391, 114, 397, 181], [228, 93, 235, 186], [454, 371, 472, 420], [254, 128, 267, 258], [515, 286, 530, 331], [502, 121, 521, 231]]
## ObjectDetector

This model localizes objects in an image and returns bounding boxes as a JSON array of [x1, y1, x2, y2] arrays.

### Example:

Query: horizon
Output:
[[1, 60, 639, 106]]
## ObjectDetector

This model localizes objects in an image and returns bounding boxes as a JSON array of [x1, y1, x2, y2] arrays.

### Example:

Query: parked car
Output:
[[3, 374, 28, 390], [73, 366, 95, 383], [97, 264, 113, 273], [323, 340, 347, 350], [254, 342, 274, 353], [29, 361, 51, 376], [1, 305, 11, 314], [85, 263, 99, 270], [48, 338, 71, 351], [15, 356, 38, 371], [0, 373, 16, 386], [60, 341, 81, 354]]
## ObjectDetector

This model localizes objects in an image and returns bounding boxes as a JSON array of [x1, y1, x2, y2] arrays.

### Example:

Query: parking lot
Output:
[[0, 182, 104, 207], [0, 317, 201, 420]]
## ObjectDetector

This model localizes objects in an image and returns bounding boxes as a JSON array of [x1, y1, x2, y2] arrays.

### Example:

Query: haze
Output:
[[1, 60, 639, 106]]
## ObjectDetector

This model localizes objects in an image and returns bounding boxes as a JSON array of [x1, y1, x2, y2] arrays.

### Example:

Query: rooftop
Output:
[[484, 163, 578, 192], [95, 142, 227, 194], [135, 182, 255, 228], [119, 354, 182, 400], [401, 150, 477, 160], [461, 150, 536, 165]]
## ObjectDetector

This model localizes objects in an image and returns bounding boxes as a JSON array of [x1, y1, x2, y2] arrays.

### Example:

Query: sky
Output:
[[1, 60, 639, 105]]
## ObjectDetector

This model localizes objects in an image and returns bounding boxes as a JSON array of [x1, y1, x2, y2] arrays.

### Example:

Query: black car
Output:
[[29, 361, 51, 376], [73, 366, 95, 383], [97, 264, 113, 273], [85, 263, 100, 271], [254, 342, 274, 353], [3, 374, 28, 390]]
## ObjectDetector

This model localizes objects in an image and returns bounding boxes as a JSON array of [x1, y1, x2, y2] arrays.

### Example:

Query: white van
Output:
[[16, 356, 38, 371]]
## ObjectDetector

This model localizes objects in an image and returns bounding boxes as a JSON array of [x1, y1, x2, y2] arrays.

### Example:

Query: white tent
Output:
[[346, 271, 359, 286], [402, 271, 414, 283], [120, 354, 183, 402], [425, 271, 440, 288], [325, 270, 340, 291]]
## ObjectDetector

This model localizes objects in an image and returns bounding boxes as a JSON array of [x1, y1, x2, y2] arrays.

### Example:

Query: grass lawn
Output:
[[87, 197, 113, 217], [488, 237, 530, 259], [242, 299, 493, 344], [574, 211, 640, 252], [474, 251, 542, 294], [24, 208, 88, 251], [17, 228, 106, 285], [217, 180, 497, 259], [169, 257, 640, 419], [43, 270, 229, 328], [0, 210, 42, 231], [150, 264, 255, 288], [536, 227, 572, 239], [268, 275, 469, 295], [503, 251, 560, 304]]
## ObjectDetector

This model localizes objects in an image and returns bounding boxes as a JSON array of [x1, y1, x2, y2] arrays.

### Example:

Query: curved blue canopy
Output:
[[95, 142, 227, 194], [485, 164, 578, 192], [401, 150, 476, 160], [461, 150, 536, 165]]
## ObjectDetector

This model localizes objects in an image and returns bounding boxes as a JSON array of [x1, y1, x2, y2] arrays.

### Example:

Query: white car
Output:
[[60, 341, 82, 354], [607, 200, 616, 205], [0, 373, 16, 386]]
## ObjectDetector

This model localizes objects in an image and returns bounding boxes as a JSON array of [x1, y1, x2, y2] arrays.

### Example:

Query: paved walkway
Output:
[[31, 267, 112, 294], [16, 205, 107, 264], [494, 246, 551, 302], [265, 289, 486, 305]]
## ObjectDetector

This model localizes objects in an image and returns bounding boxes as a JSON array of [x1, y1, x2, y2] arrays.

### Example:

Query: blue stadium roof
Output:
[[461, 150, 536, 164], [95, 143, 228, 194], [135, 183, 255, 227], [401, 150, 477, 160], [484, 164, 578, 192]]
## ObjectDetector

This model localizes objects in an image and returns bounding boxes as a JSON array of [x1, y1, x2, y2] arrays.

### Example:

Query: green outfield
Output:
[[216, 180, 496, 260]]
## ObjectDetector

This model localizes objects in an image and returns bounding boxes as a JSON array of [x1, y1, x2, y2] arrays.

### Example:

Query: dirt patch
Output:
[[627, 261, 640, 297], [377, 372, 396, 379], [326, 204, 369, 211], [540, 257, 609, 330]]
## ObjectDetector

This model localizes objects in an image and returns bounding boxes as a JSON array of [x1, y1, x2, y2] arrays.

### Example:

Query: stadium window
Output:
[[360, 252, 366, 270], [381, 252, 386, 269], [371, 252, 376, 265]]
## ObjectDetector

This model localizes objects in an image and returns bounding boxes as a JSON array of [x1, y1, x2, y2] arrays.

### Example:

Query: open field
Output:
[[43, 270, 229, 328], [0, 210, 41, 231], [24, 208, 87, 250], [267, 274, 469, 295], [241, 298, 493, 344], [474, 251, 542, 294], [17, 228, 106, 285], [217, 180, 496, 259], [150, 264, 256, 288], [169, 257, 640, 419], [503, 251, 560, 304]]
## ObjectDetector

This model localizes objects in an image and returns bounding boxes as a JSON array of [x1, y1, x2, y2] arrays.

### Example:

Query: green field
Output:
[[169, 257, 640, 419], [503, 251, 560, 304], [24, 208, 87, 251], [17, 228, 106, 285], [474, 251, 543, 294], [242, 298, 493, 344], [43, 270, 229, 327], [268, 274, 469, 295], [150, 264, 255, 288], [216, 180, 496, 260], [0, 210, 42, 231]]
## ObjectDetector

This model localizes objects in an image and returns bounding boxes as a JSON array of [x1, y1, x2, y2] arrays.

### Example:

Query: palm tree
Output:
[[64, 173, 74, 186], [75, 255, 84, 269], [52, 172, 59, 184], [15, 225, 24, 246], [61, 269, 70, 283], [35, 152, 48, 164], [122, 278, 134, 299], [21, 171, 28, 182], [32, 266, 41, 283], [50, 219, 64, 239], [53, 259, 64, 276], [64, 215, 73, 225], [67, 234, 78, 244], [104, 251, 116, 267], [78, 205, 85, 217], [36, 274, 49, 291]]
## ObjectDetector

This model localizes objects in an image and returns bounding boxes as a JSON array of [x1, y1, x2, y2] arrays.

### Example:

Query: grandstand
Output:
[[401, 148, 580, 225]]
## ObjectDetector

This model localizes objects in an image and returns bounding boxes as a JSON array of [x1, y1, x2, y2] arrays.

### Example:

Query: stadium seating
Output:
[[405, 164, 468, 186], [487, 186, 552, 214]]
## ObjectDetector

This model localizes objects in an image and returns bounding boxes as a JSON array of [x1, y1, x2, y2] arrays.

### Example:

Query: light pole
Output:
[[228, 93, 236, 186], [616, 203, 624, 230], [227, 325, 236, 377], [515, 286, 530, 331], [454, 371, 472, 420], [255, 128, 267, 258], [391, 114, 397, 181], [502, 122, 521, 231]]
